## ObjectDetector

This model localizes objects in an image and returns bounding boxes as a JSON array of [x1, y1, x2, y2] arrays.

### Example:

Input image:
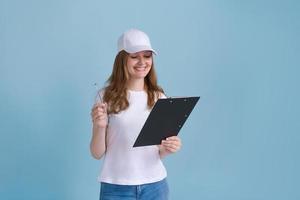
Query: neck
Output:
[[126, 79, 145, 91]]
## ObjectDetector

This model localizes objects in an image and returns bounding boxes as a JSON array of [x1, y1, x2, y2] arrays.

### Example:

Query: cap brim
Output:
[[125, 45, 157, 55]]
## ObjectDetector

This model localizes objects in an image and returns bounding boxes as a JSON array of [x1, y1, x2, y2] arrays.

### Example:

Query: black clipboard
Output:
[[133, 96, 200, 147]]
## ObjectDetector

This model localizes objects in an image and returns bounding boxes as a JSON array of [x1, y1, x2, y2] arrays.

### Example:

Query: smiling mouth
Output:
[[134, 67, 147, 71]]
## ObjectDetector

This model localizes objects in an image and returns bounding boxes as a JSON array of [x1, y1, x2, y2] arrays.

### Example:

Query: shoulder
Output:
[[157, 91, 167, 99]]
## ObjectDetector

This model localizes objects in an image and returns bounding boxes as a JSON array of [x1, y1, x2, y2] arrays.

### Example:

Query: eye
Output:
[[144, 54, 152, 58], [130, 55, 138, 59]]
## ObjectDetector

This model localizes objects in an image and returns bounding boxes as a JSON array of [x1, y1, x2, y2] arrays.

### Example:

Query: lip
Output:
[[134, 66, 147, 71]]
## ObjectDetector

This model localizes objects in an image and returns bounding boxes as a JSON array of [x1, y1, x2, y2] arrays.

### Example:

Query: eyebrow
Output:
[[144, 52, 152, 55]]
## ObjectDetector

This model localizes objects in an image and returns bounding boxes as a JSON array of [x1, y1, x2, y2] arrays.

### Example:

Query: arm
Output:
[[90, 125, 107, 160], [90, 102, 108, 160]]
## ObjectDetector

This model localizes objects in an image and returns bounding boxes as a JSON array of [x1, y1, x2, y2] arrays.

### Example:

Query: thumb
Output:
[[103, 102, 108, 113]]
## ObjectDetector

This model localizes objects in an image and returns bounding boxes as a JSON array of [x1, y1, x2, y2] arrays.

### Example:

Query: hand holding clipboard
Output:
[[133, 96, 200, 147]]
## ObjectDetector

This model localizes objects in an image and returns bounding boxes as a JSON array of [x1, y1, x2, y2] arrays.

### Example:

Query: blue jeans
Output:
[[99, 179, 169, 200]]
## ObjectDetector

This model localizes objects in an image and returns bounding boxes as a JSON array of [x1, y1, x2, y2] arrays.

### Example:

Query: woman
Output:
[[90, 28, 181, 200]]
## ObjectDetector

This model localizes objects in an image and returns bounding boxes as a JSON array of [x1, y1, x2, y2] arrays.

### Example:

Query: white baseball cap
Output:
[[117, 29, 157, 55]]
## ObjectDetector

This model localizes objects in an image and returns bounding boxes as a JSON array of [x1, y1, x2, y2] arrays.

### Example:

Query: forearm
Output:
[[90, 125, 107, 160]]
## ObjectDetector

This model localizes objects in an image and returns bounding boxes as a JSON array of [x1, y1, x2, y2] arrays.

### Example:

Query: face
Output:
[[126, 51, 153, 80]]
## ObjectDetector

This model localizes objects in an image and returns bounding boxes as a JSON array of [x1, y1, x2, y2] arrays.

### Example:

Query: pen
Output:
[[93, 83, 103, 104]]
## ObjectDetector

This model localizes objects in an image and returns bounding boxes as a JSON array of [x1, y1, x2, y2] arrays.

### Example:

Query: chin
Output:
[[135, 75, 148, 79]]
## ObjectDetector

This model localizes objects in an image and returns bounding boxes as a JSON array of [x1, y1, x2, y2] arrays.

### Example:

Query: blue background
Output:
[[1, 0, 299, 199]]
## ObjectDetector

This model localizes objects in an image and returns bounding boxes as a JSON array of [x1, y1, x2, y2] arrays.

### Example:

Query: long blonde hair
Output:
[[103, 50, 164, 114]]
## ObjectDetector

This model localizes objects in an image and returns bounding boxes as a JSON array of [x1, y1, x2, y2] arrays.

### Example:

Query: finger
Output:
[[163, 140, 180, 146], [103, 102, 108, 113], [167, 142, 180, 150], [166, 136, 179, 141], [92, 104, 101, 113], [97, 103, 107, 113], [93, 111, 107, 119], [93, 106, 106, 114], [165, 145, 178, 153], [162, 141, 178, 149], [92, 114, 100, 122], [93, 115, 106, 123], [91, 111, 100, 118], [99, 102, 105, 108], [92, 102, 107, 114], [94, 102, 106, 109], [92, 111, 103, 120], [161, 140, 170, 145], [98, 115, 107, 120], [96, 107, 105, 113], [167, 138, 181, 146]]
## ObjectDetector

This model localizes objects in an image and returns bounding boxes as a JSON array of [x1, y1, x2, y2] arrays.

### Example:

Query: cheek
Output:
[[146, 59, 153, 66], [126, 60, 136, 70]]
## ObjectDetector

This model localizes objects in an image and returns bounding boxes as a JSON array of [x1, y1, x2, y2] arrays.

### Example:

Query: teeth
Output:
[[135, 67, 146, 71]]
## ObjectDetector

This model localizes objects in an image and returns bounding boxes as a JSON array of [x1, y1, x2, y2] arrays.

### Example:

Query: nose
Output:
[[137, 56, 146, 66]]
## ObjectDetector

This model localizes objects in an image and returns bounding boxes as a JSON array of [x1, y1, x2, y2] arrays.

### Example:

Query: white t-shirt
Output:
[[98, 90, 167, 185]]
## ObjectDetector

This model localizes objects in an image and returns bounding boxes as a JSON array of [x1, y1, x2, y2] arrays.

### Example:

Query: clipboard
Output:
[[133, 96, 200, 147]]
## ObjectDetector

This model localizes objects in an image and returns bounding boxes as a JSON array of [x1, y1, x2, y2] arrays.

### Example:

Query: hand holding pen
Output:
[[91, 83, 108, 128]]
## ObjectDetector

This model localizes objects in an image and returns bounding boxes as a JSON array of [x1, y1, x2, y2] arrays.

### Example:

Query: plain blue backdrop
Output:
[[1, 0, 299, 199]]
